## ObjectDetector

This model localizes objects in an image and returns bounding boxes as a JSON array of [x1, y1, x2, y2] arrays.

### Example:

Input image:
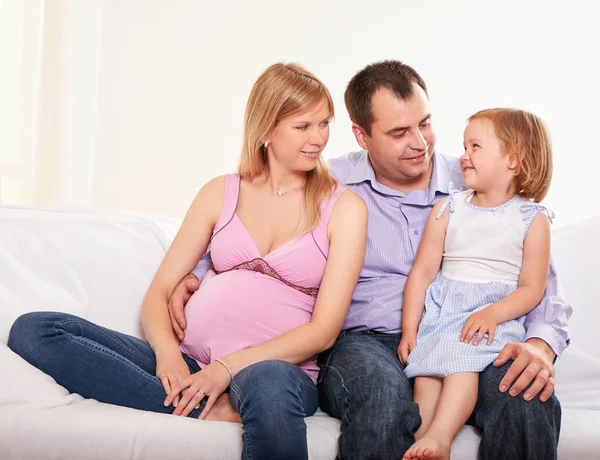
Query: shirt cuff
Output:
[[525, 321, 567, 357], [191, 263, 210, 282]]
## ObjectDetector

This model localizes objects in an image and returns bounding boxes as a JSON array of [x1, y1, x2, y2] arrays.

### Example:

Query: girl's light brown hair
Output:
[[468, 108, 553, 202], [238, 63, 336, 232]]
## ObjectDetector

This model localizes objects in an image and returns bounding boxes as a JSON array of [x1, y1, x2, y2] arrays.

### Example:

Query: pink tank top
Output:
[[179, 174, 347, 383]]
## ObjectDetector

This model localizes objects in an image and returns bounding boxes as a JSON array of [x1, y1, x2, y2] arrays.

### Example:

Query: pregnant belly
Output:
[[179, 270, 315, 366]]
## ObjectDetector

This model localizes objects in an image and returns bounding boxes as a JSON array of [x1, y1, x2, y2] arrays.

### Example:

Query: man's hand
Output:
[[494, 338, 556, 402], [167, 273, 200, 342]]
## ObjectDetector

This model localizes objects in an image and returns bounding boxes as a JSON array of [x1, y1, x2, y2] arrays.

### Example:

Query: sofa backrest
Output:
[[552, 214, 600, 409], [0, 206, 180, 344], [1, 206, 598, 410]]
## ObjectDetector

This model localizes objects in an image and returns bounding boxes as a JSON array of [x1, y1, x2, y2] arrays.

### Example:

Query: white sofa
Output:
[[0, 205, 598, 460]]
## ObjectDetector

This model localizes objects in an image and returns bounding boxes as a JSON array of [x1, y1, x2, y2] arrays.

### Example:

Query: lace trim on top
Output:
[[211, 259, 319, 298], [464, 191, 520, 212]]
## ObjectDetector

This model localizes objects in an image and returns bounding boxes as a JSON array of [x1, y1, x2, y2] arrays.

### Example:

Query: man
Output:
[[168, 60, 571, 459]]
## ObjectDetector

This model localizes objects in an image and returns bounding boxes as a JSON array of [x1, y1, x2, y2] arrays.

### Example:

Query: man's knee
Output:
[[504, 391, 562, 430], [320, 335, 409, 386], [477, 362, 561, 433], [318, 335, 416, 425]]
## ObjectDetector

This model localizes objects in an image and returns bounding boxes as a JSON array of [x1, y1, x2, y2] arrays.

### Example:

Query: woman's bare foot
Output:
[[202, 393, 241, 423], [403, 437, 450, 460]]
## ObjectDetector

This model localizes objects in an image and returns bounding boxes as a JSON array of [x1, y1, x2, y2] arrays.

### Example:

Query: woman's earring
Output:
[[264, 140, 269, 149]]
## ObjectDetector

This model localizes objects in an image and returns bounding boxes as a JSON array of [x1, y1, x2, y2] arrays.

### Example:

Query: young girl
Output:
[[398, 108, 554, 460]]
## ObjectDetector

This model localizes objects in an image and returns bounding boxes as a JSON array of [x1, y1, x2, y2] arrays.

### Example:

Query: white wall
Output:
[[15, 0, 600, 225]]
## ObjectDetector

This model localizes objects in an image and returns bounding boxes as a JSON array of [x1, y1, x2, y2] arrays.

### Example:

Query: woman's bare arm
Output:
[[140, 176, 224, 359]]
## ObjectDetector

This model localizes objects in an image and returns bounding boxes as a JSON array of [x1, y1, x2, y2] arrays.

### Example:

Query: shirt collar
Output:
[[343, 150, 454, 199], [429, 151, 452, 195], [344, 150, 374, 185]]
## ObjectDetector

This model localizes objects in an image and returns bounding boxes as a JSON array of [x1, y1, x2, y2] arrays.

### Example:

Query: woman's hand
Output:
[[165, 361, 232, 419], [398, 334, 416, 366], [156, 351, 192, 407]]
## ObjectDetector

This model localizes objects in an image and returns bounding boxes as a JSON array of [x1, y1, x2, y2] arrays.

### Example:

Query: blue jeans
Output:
[[8, 312, 319, 460], [317, 331, 561, 460]]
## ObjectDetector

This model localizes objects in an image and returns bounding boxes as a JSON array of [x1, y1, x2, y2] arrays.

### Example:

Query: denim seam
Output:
[[320, 341, 340, 368], [57, 318, 156, 367], [323, 364, 353, 432], [295, 379, 308, 418], [230, 380, 252, 460], [230, 379, 243, 402], [57, 325, 160, 384]]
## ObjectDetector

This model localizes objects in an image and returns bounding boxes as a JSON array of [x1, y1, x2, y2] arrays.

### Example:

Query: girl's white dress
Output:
[[404, 190, 552, 378]]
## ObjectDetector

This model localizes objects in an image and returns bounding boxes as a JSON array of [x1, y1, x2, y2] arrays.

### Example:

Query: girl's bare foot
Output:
[[403, 437, 450, 460], [202, 393, 241, 423]]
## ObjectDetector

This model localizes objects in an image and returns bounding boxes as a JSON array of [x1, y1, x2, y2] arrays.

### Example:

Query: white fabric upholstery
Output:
[[0, 205, 598, 459]]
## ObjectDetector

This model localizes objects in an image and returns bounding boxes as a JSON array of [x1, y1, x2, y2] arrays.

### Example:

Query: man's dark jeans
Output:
[[318, 330, 561, 460]]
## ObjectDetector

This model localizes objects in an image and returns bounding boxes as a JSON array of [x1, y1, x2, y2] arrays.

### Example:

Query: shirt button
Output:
[[414, 229, 419, 235]]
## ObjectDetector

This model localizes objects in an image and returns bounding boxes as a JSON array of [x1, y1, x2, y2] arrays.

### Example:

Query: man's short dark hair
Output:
[[344, 60, 428, 136]]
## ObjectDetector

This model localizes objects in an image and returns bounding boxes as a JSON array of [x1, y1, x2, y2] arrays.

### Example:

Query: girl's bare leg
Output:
[[413, 376, 443, 440], [404, 372, 478, 460]]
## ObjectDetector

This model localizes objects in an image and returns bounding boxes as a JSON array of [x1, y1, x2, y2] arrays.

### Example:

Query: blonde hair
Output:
[[238, 63, 337, 232], [468, 108, 553, 202]]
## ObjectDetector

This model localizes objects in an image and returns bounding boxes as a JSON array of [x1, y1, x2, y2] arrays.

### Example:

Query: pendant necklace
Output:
[[269, 179, 304, 197]]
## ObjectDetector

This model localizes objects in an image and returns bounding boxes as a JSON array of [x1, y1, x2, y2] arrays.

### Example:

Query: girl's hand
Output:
[[398, 334, 416, 366], [165, 360, 232, 419], [156, 352, 192, 408], [461, 308, 498, 346]]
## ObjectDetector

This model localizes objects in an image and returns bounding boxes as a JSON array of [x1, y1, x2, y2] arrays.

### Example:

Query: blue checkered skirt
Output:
[[404, 273, 526, 378]]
